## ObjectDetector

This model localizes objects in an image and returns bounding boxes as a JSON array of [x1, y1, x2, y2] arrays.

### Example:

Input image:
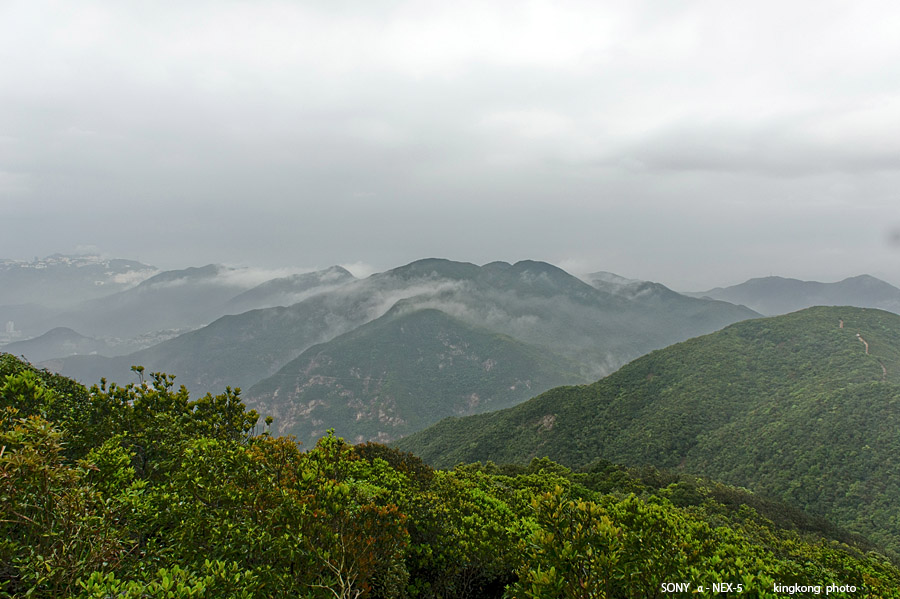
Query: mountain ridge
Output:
[[687, 274, 900, 316], [396, 305, 900, 554]]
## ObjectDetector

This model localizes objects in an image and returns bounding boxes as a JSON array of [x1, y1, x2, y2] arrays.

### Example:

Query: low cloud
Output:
[[339, 262, 378, 279]]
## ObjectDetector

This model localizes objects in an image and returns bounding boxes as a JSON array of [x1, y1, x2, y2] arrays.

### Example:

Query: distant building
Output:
[[5, 321, 13, 334]]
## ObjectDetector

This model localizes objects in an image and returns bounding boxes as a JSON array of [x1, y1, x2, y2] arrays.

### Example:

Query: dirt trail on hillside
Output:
[[843, 322, 886, 380], [856, 333, 869, 354]]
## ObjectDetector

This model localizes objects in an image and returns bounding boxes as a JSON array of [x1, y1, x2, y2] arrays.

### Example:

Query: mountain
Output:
[[242, 261, 757, 445], [397, 305, 900, 554], [38, 264, 354, 342], [0, 327, 112, 363], [46, 267, 364, 392], [245, 306, 584, 446], [39, 264, 257, 339], [224, 266, 355, 313], [582, 270, 643, 293], [50, 259, 757, 421], [688, 274, 900, 316], [0, 254, 158, 340], [587, 272, 756, 329], [0, 254, 157, 307]]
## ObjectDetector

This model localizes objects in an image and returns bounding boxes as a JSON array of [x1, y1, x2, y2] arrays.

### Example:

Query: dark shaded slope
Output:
[[246, 306, 584, 446], [398, 306, 900, 553]]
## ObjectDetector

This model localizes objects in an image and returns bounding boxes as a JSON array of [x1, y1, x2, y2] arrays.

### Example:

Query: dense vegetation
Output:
[[246, 306, 585, 445], [3, 352, 900, 597], [397, 306, 900, 556]]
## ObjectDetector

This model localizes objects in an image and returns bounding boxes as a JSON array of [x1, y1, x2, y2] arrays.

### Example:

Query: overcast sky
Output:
[[2, 0, 900, 289]]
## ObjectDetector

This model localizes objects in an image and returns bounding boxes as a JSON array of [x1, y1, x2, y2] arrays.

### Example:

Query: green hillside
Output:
[[4, 352, 900, 597], [246, 306, 585, 446], [397, 306, 900, 553]]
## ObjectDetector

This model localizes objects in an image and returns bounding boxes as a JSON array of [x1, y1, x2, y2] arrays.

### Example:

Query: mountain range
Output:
[[239, 259, 760, 444], [397, 305, 900, 554], [45, 258, 754, 443], [7, 254, 900, 453], [0, 254, 157, 343], [687, 274, 900, 316], [5, 253, 900, 575]]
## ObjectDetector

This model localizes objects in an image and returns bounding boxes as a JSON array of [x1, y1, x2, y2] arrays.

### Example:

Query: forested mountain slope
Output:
[[246, 306, 584, 445], [397, 306, 900, 554]]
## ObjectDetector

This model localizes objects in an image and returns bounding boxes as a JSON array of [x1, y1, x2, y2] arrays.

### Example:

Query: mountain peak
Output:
[[381, 258, 482, 281]]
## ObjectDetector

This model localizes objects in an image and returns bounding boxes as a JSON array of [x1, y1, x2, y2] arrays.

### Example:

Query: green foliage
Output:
[[77, 560, 260, 598], [3, 351, 900, 598], [398, 306, 900, 555], [0, 414, 129, 597]]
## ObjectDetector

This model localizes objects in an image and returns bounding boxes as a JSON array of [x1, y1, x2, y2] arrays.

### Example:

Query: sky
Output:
[[2, 0, 900, 290]]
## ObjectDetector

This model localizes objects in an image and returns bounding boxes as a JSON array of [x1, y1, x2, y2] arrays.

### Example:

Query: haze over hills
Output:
[[223, 265, 356, 313], [45, 267, 365, 391], [238, 259, 759, 443], [1, 327, 113, 364], [245, 305, 585, 446], [48, 258, 757, 441], [687, 274, 900, 316], [0, 254, 157, 307], [0, 255, 158, 342], [3, 261, 358, 364], [39, 264, 266, 339], [397, 305, 900, 554]]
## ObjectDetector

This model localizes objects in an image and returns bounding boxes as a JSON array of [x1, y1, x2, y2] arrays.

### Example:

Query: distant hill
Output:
[[224, 266, 355, 313], [1, 327, 112, 363], [245, 306, 584, 446], [397, 306, 900, 554], [47, 267, 364, 392], [687, 274, 900, 315], [53, 259, 757, 403], [39, 264, 255, 339], [0, 254, 157, 307], [0, 254, 157, 340]]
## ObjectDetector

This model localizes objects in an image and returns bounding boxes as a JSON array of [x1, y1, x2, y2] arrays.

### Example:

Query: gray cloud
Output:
[[2, 1, 900, 289]]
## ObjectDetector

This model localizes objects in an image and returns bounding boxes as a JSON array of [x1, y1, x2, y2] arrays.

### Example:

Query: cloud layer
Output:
[[2, 1, 899, 288]]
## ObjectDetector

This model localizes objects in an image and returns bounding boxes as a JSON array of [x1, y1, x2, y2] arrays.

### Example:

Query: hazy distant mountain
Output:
[[51, 260, 756, 427], [0, 254, 158, 340], [583, 271, 643, 293], [224, 266, 356, 313], [586, 272, 757, 327], [1, 327, 113, 363], [246, 305, 584, 446], [0, 254, 157, 307], [41, 264, 266, 339], [48, 266, 370, 392], [687, 274, 900, 316], [397, 305, 900, 554]]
